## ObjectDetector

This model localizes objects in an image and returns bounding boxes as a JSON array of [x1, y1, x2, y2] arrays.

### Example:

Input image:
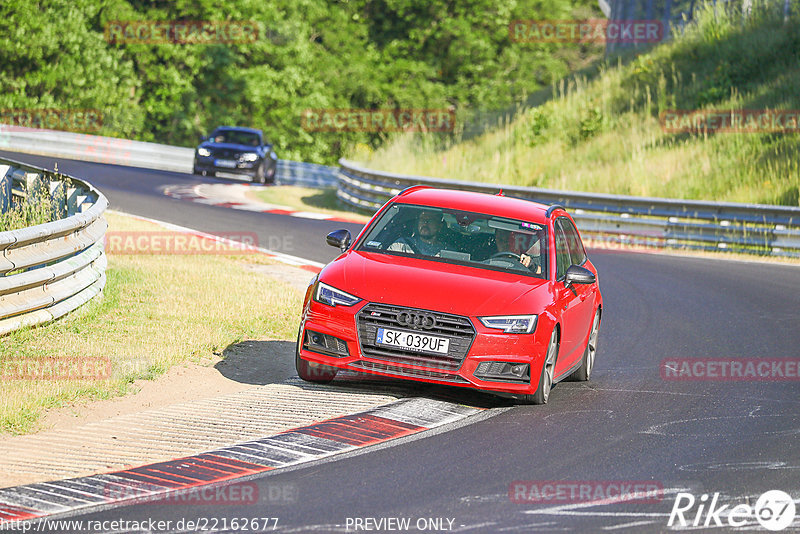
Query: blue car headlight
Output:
[[314, 282, 361, 307], [197, 147, 211, 157], [479, 315, 537, 334], [240, 152, 259, 162]]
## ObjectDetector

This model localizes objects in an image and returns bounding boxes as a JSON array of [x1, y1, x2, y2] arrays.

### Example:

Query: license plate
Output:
[[376, 328, 449, 354], [215, 159, 237, 168]]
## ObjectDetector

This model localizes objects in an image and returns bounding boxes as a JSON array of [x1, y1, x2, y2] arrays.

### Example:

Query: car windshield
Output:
[[209, 129, 261, 146], [356, 203, 548, 279]]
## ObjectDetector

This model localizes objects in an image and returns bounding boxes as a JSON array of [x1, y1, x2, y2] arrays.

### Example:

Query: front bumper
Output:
[[193, 156, 264, 177], [298, 300, 551, 395]]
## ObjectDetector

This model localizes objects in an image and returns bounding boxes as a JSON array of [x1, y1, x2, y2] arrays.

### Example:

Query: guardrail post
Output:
[[66, 185, 80, 216], [49, 179, 67, 220], [0, 164, 11, 213], [25, 171, 43, 204]]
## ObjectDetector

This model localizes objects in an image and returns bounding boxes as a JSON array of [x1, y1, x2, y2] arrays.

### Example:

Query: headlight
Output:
[[479, 315, 537, 334], [197, 147, 211, 157], [314, 282, 361, 307], [240, 152, 259, 162]]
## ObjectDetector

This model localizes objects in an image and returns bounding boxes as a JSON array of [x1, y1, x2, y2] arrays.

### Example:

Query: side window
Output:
[[558, 218, 587, 266], [554, 224, 570, 280]]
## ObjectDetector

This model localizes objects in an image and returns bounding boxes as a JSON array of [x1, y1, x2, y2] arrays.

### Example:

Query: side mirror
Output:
[[326, 229, 351, 252], [565, 265, 596, 286]]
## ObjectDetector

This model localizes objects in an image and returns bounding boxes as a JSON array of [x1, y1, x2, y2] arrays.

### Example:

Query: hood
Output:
[[321, 251, 548, 316]]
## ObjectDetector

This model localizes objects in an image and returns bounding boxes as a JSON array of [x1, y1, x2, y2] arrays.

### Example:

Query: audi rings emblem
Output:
[[397, 311, 436, 330]]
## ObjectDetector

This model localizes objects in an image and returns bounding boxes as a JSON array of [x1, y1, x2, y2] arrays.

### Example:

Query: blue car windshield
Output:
[[356, 203, 548, 279], [209, 130, 261, 146]]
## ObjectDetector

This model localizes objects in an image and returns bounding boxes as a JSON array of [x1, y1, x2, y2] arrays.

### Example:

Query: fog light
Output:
[[304, 330, 349, 358], [510, 364, 526, 378], [475, 361, 530, 382]]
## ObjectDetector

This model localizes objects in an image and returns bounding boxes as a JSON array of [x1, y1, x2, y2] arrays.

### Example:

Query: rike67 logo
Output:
[[669, 490, 796, 531]]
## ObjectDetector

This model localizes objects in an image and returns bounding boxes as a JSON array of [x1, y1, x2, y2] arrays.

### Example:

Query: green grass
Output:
[[0, 212, 303, 435], [0, 180, 67, 232], [354, 2, 800, 206]]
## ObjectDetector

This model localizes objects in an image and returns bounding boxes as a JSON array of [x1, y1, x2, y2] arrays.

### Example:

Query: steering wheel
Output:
[[490, 251, 523, 262]]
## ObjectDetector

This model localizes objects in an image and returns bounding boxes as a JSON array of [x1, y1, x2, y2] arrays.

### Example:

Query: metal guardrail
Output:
[[0, 157, 107, 336], [275, 160, 337, 188], [0, 124, 338, 187], [337, 159, 800, 258]]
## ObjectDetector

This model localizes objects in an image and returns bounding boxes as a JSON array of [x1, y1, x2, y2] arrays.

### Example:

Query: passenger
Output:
[[495, 228, 542, 273]]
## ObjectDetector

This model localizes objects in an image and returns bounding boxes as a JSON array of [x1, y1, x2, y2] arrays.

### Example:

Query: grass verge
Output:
[[0, 212, 304, 435], [354, 2, 800, 206]]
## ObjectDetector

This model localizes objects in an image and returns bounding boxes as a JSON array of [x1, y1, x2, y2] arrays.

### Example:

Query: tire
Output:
[[295, 329, 338, 383], [568, 309, 600, 382], [520, 328, 559, 405], [265, 165, 276, 184], [252, 163, 266, 184]]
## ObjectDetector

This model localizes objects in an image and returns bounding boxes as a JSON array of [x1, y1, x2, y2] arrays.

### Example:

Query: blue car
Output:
[[193, 126, 278, 184]]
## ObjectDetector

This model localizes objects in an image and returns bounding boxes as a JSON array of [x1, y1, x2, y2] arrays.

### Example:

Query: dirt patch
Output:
[[39, 345, 287, 435]]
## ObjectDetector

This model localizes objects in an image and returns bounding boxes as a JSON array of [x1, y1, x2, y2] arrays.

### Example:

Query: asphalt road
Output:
[[4, 151, 800, 533], [0, 150, 361, 264]]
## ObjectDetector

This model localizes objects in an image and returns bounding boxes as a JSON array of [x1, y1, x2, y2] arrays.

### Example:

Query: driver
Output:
[[389, 209, 446, 256]]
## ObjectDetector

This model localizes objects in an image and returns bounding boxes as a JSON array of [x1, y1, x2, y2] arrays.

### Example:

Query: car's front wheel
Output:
[[568, 308, 600, 381], [252, 163, 266, 184], [521, 328, 559, 405], [295, 330, 338, 383]]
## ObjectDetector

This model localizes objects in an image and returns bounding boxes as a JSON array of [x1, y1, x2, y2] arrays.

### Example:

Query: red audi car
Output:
[[296, 187, 602, 404]]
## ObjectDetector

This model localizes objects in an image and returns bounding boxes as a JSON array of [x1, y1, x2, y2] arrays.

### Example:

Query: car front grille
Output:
[[356, 303, 476, 370], [210, 149, 240, 159]]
